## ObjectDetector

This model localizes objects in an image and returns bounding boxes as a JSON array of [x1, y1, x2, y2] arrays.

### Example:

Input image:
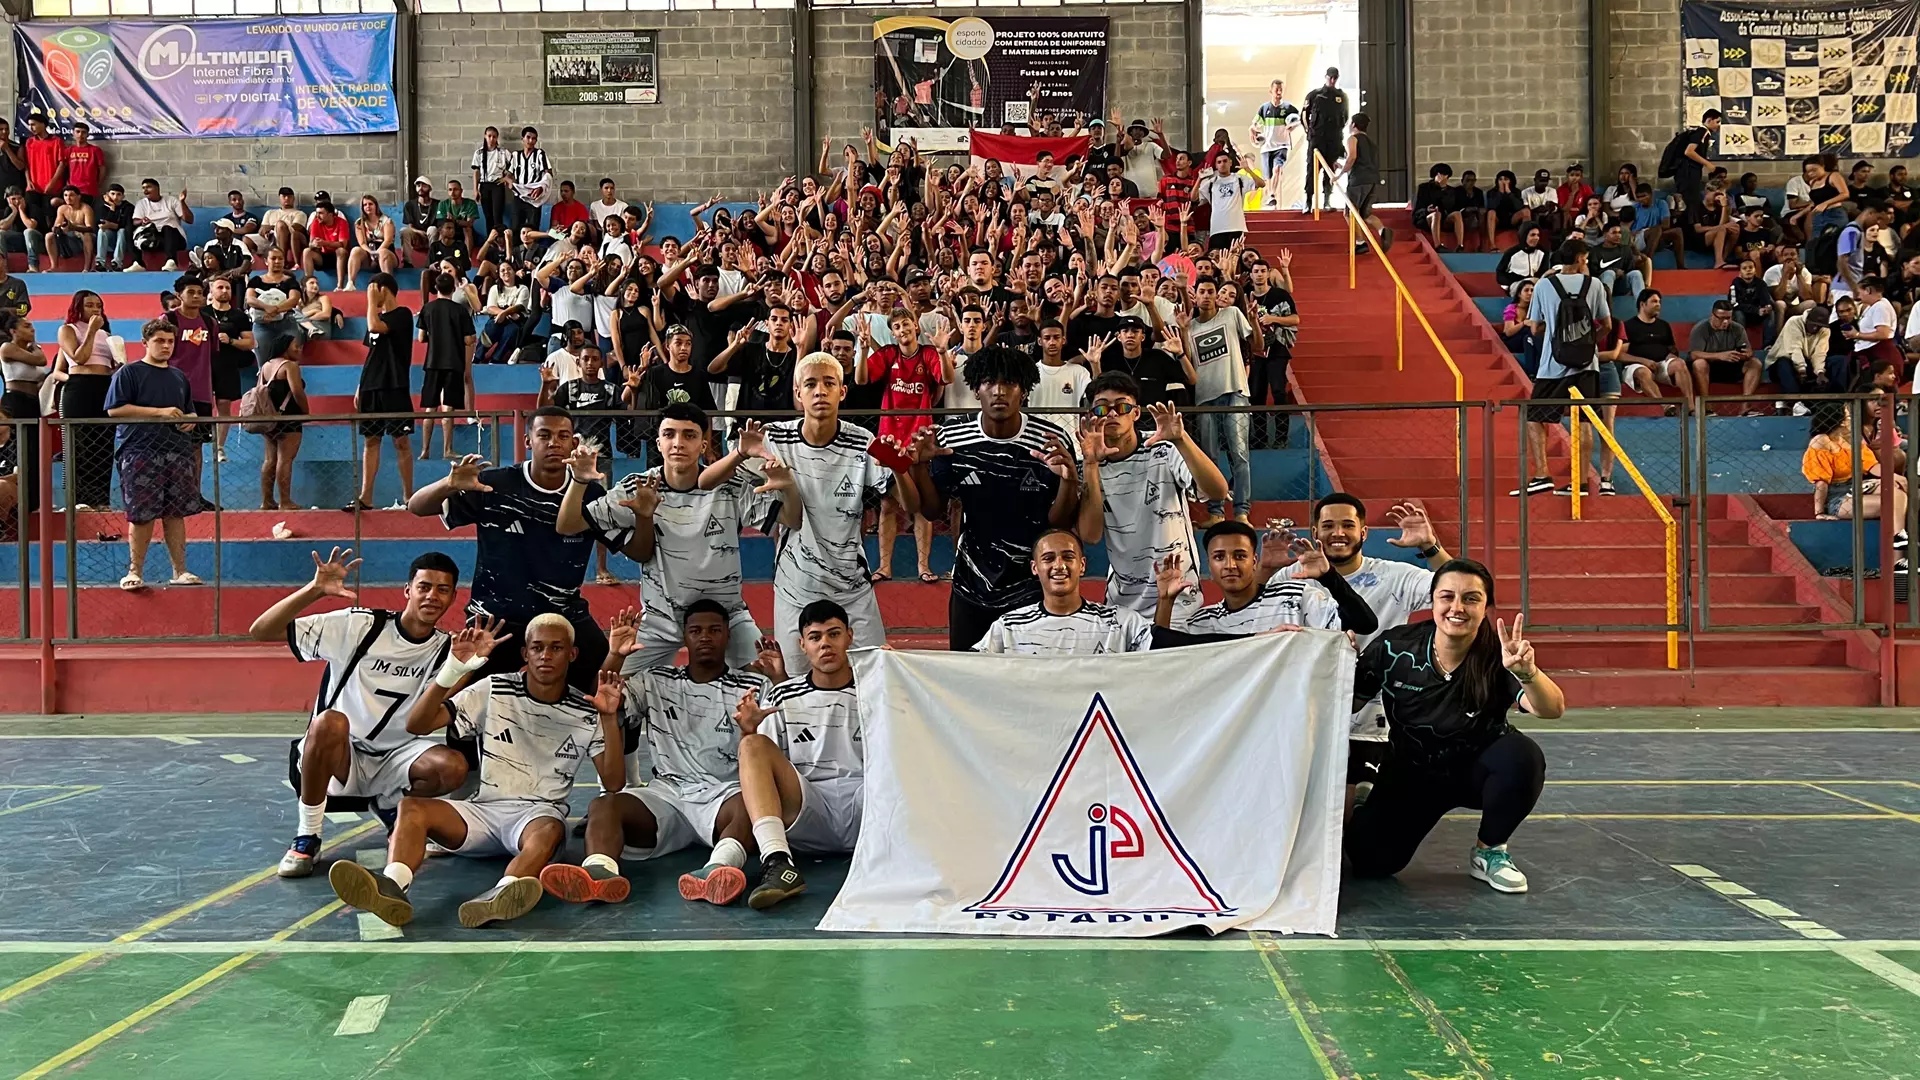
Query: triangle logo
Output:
[[964, 693, 1235, 925]]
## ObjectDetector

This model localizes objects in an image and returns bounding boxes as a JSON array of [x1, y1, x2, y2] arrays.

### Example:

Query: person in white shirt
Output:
[[130, 177, 192, 270], [260, 186, 308, 266], [975, 528, 1157, 655], [1843, 274, 1904, 373], [588, 178, 629, 235], [249, 549, 472, 879], [1026, 318, 1090, 415], [328, 614, 626, 929], [1183, 278, 1256, 523], [1196, 153, 1262, 250], [1764, 245, 1815, 318]]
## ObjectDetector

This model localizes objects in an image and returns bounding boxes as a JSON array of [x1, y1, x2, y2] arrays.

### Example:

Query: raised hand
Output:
[[1277, 247, 1293, 270], [1078, 417, 1110, 464], [1154, 550, 1189, 598], [593, 668, 625, 717], [744, 635, 787, 683], [309, 546, 362, 600], [1032, 432, 1076, 481], [1498, 615, 1537, 678], [736, 418, 767, 459], [452, 617, 511, 663], [755, 454, 797, 495], [607, 606, 643, 658], [1289, 535, 1331, 579], [1084, 333, 1111, 366], [620, 474, 662, 519], [566, 444, 603, 483], [910, 424, 952, 465], [1259, 524, 1301, 574], [1385, 500, 1435, 550], [1143, 401, 1184, 447], [733, 687, 780, 734], [449, 454, 494, 492]]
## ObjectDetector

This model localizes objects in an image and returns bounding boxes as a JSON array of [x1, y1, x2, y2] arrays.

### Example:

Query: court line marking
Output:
[[0, 786, 102, 818], [0, 819, 379, 1006], [1800, 783, 1920, 824], [334, 994, 391, 1037], [357, 913, 402, 943], [219, 753, 258, 764], [1667, 864, 1842, 941], [1246, 932, 1344, 1080], [10, 899, 343, 1080], [1368, 942, 1495, 1080], [5, 936, 1920, 956], [1833, 945, 1920, 999]]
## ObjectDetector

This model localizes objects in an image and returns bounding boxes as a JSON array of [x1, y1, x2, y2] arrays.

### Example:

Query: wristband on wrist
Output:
[[1418, 543, 1441, 559], [435, 652, 488, 688]]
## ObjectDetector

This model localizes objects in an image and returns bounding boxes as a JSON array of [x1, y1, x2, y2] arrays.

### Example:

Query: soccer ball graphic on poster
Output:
[[43, 27, 116, 101]]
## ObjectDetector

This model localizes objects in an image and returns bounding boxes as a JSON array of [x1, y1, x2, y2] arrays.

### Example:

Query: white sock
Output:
[[752, 816, 792, 863], [706, 837, 747, 870], [297, 801, 326, 838], [583, 852, 621, 876], [383, 862, 414, 889]]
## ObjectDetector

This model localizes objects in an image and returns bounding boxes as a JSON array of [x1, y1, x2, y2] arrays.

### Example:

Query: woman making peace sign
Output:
[[1344, 558, 1565, 894]]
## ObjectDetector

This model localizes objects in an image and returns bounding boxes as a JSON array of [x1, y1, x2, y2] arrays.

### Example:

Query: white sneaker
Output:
[[1792, 402, 1811, 417], [161, 260, 177, 271], [1469, 844, 1528, 893], [121, 263, 143, 273]]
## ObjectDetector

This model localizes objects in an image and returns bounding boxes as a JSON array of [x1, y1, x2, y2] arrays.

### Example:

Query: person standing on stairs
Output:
[[1334, 114, 1391, 254], [1184, 278, 1256, 524], [1517, 242, 1610, 496], [1302, 68, 1349, 213]]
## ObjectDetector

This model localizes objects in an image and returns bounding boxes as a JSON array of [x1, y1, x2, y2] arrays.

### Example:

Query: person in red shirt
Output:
[[856, 306, 947, 584], [63, 122, 105, 207], [22, 113, 65, 232], [547, 179, 588, 242], [1157, 150, 1199, 242], [304, 201, 353, 289], [1555, 163, 1594, 215]]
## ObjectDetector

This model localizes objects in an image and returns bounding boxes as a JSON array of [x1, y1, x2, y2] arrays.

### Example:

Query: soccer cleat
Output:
[[678, 863, 747, 905], [1469, 844, 1529, 893], [748, 858, 808, 911], [539, 862, 631, 905], [328, 860, 414, 926], [457, 877, 544, 928], [277, 834, 322, 878]]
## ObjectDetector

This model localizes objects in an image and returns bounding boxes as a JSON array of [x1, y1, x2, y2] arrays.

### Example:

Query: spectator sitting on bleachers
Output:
[[1486, 170, 1525, 249], [247, 246, 302, 368], [200, 220, 251, 286], [1631, 183, 1685, 269], [212, 190, 263, 260], [1767, 243, 1815, 317], [0, 186, 45, 272], [1683, 187, 1738, 269], [478, 261, 531, 365], [1733, 172, 1771, 215], [51, 187, 93, 270], [1688, 299, 1764, 411], [260, 186, 307, 270], [1804, 405, 1908, 557], [350, 195, 401, 281], [1769, 302, 1831, 409], [295, 275, 340, 344], [1787, 156, 1849, 248], [1606, 287, 1693, 410], [96, 183, 132, 272], [399, 176, 438, 264], [1455, 170, 1488, 251], [1412, 163, 1466, 252], [1500, 280, 1536, 374], [1573, 195, 1612, 246], [1591, 220, 1644, 300], [304, 200, 351, 288], [1556, 164, 1593, 215], [1729, 257, 1780, 346], [1733, 205, 1778, 264], [437, 180, 481, 255], [1494, 223, 1547, 299], [1603, 163, 1638, 215], [131, 179, 192, 271], [1521, 169, 1562, 240]]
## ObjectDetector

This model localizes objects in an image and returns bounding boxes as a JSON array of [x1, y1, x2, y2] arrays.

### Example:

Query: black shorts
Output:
[[211, 355, 246, 402], [1526, 369, 1599, 424], [1704, 358, 1751, 383], [420, 368, 466, 409], [1348, 180, 1378, 219], [1207, 230, 1243, 252], [1347, 739, 1388, 785], [356, 388, 415, 438]]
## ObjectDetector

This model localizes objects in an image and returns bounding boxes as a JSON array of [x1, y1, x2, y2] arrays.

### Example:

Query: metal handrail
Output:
[[1568, 386, 1680, 669]]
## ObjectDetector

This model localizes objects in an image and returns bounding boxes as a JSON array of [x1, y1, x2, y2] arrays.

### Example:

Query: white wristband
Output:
[[435, 653, 488, 688]]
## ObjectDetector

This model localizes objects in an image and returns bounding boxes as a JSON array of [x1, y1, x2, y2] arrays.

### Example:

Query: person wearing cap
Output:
[[1080, 113, 1120, 177], [1687, 298, 1764, 411], [400, 176, 438, 265], [200, 218, 252, 286], [1302, 68, 1349, 212], [260, 186, 308, 269], [1771, 301, 1832, 407], [211, 189, 263, 257], [1521, 169, 1563, 240], [1117, 117, 1168, 200]]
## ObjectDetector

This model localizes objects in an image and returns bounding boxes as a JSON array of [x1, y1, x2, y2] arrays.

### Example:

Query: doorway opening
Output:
[[1201, 0, 1360, 210]]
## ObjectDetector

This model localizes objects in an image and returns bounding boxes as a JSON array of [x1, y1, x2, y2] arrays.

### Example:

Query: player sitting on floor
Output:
[[1170, 520, 1378, 636], [540, 600, 770, 908], [328, 614, 625, 928], [250, 548, 471, 878], [726, 599, 865, 910]]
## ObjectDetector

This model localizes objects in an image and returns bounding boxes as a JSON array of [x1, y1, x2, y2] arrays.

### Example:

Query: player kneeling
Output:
[[539, 600, 769, 907], [252, 549, 472, 878], [328, 614, 625, 928]]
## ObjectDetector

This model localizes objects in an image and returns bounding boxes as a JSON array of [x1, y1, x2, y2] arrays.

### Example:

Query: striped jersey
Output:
[[764, 418, 892, 602], [289, 607, 450, 755], [470, 144, 511, 183], [928, 413, 1075, 610], [1186, 578, 1339, 635], [974, 599, 1155, 655], [1093, 440, 1201, 626], [507, 146, 553, 201], [626, 666, 769, 802], [762, 674, 863, 783], [446, 673, 607, 806]]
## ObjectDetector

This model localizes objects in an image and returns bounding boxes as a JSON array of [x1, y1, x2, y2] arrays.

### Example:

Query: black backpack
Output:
[[1548, 275, 1598, 370], [1657, 128, 1700, 179], [1807, 223, 1849, 276]]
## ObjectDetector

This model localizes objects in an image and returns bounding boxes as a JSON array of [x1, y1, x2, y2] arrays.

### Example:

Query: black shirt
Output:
[[1302, 86, 1350, 142], [420, 297, 475, 372], [1619, 315, 1676, 364], [1353, 621, 1525, 770], [1066, 311, 1125, 361], [666, 292, 750, 377], [1412, 181, 1460, 217], [1250, 285, 1298, 360], [1103, 347, 1188, 407], [443, 463, 625, 623], [403, 197, 436, 232], [0, 143, 23, 196], [638, 361, 717, 414], [927, 413, 1072, 610], [734, 343, 797, 415], [359, 306, 414, 391], [206, 302, 251, 372], [1729, 277, 1772, 315], [554, 377, 622, 447], [1674, 128, 1713, 186], [426, 239, 471, 277]]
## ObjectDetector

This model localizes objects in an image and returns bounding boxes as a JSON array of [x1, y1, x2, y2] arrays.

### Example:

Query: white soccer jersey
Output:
[[764, 419, 892, 602], [1187, 579, 1339, 636], [586, 468, 780, 646], [289, 608, 451, 755], [1342, 556, 1436, 740], [762, 675, 863, 783], [627, 666, 769, 802], [974, 600, 1156, 655], [447, 673, 607, 806], [1095, 441, 1201, 626]]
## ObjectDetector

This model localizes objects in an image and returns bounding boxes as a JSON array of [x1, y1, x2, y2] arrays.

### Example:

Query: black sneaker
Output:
[[1508, 477, 1554, 496], [277, 834, 322, 878], [1379, 227, 1395, 252], [1354, 242, 1371, 255], [458, 877, 543, 928], [1598, 480, 1618, 496], [1897, 531, 1911, 551], [328, 860, 414, 927], [748, 856, 808, 911]]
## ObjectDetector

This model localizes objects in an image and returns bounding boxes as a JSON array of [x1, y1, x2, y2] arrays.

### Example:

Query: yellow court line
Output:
[[11, 900, 344, 1080], [1445, 812, 1899, 822], [1800, 784, 1920, 824], [1246, 931, 1343, 1080], [0, 787, 102, 818], [0, 819, 379, 1006]]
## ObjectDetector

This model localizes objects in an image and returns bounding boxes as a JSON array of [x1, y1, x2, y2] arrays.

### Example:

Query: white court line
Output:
[[325, 812, 361, 825], [153, 735, 201, 745], [1833, 945, 1920, 998], [218, 753, 257, 764], [2, 937, 1919, 957], [333, 994, 390, 1036], [356, 913, 402, 943]]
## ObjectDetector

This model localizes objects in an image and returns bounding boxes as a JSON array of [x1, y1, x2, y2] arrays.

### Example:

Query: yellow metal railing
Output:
[[1568, 387, 1680, 669], [1310, 149, 1464, 403]]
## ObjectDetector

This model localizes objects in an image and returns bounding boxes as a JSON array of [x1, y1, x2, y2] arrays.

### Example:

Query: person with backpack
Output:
[[1515, 242, 1611, 496], [1660, 109, 1721, 213], [240, 344, 307, 510], [1826, 204, 1890, 302]]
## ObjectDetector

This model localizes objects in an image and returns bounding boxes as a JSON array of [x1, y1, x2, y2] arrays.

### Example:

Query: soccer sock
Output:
[[583, 852, 621, 876], [752, 816, 792, 865], [706, 837, 747, 870], [383, 862, 414, 890], [297, 801, 326, 838]]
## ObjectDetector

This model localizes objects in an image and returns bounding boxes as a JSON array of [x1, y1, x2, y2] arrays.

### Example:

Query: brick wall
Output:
[[1410, 0, 1590, 181]]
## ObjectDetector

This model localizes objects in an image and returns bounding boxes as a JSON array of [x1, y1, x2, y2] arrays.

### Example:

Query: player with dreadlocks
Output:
[[908, 343, 1082, 650]]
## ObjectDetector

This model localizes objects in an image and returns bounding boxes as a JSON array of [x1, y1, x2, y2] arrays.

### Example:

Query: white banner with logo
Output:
[[819, 634, 1352, 938]]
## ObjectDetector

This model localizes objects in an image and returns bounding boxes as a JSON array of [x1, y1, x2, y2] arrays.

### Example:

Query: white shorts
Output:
[[447, 797, 565, 857], [773, 586, 886, 673], [619, 607, 763, 678], [313, 736, 437, 811], [616, 781, 742, 861], [1623, 358, 1679, 388], [788, 775, 862, 854]]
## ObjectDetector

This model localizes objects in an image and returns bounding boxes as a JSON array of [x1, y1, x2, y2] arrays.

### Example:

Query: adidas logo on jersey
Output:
[[961, 473, 983, 486], [491, 728, 514, 744], [505, 522, 524, 535], [793, 728, 817, 743]]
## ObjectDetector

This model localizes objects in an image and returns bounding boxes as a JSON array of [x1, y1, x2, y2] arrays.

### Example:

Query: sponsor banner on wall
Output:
[[873, 15, 1108, 152], [819, 636, 1351, 938], [14, 17, 396, 140], [543, 30, 659, 106], [1682, 0, 1920, 158]]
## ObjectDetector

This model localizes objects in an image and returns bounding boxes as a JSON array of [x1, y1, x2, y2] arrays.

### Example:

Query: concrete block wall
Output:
[[1410, 0, 1590, 182]]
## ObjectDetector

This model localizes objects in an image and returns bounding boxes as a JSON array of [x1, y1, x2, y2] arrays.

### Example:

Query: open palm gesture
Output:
[[735, 419, 767, 459], [449, 455, 494, 493], [1385, 500, 1434, 550], [593, 668, 625, 717], [309, 546, 362, 601], [607, 607, 643, 659], [452, 617, 511, 664], [1143, 402, 1184, 447], [1288, 535, 1331, 578], [566, 444, 603, 483], [1498, 615, 1537, 678], [733, 688, 780, 734], [745, 635, 787, 682], [1154, 550, 1189, 599], [1033, 432, 1077, 481], [621, 474, 662, 519]]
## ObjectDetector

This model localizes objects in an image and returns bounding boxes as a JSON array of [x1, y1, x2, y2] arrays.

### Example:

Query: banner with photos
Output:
[[1682, 0, 1920, 159]]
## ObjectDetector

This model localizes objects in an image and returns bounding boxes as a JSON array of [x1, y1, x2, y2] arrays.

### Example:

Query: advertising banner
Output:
[[873, 16, 1108, 152], [543, 29, 659, 106]]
